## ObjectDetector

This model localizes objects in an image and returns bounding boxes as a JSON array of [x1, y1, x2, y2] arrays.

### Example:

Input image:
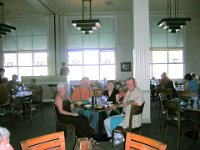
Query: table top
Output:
[[16, 91, 32, 97], [75, 103, 111, 112]]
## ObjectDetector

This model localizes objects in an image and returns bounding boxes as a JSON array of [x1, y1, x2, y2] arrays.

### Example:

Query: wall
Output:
[[185, 13, 200, 75], [115, 13, 133, 80]]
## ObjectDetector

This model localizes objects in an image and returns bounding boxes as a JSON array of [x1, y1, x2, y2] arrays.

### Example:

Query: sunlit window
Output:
[[67, 49, 115, 80], [150, 49, 183, 79]]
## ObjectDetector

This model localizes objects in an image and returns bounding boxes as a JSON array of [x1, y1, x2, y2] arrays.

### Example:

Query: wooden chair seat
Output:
[[20, 131, 65, 150], [125, 132, 167, 150]]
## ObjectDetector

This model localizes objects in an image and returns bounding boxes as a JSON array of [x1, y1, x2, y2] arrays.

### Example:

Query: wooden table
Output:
[[180, 100, 200, 141]]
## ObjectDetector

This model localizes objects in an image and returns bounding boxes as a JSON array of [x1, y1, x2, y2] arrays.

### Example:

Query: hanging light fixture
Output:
[[157, 0, 191, 33], [0, 2, 16, 37], [71, 0, 101, 34]]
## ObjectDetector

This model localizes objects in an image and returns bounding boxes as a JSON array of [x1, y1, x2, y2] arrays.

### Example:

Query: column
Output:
[[133, 0, 150, 123]]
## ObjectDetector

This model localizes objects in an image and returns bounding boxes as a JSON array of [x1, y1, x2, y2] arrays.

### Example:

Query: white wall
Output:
[[115, 13, 133, 80], [185, 13, 200, 75]]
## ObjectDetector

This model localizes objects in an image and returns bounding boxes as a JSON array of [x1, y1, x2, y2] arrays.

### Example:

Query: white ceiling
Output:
[[0, 0, 200, 18]]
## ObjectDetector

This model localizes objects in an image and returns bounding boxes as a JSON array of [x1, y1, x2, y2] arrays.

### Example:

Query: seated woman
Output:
[[184, 73, 199, 94], [54, 82, 97, 143], [103, 81, 120, 116]]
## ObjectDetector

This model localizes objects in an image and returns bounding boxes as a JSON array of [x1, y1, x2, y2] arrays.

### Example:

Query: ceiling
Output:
[[0, 0, 200, 18]]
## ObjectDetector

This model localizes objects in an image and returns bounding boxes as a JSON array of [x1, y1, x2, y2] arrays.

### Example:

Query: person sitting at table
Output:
[[159, 72, 177, 98], [7, 74, 20, 95], [71, 77, 99, 133], [103, 80, 120, 116], [0, 126, 14, 150], [184, 73, 199, 94], [55, 82, 98, 143], [28, 78, 39, 90], [104, 77, 144, 144]]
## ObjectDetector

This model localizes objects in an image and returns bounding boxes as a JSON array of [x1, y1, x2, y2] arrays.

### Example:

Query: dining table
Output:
[[179, 97, 200, 141], [13, 91, 33, 122]]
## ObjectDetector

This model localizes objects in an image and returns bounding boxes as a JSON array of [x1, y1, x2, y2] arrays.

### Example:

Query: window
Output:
[[2, 18, 48, 80], [65, 16, 116, 80], [150, 48, 183, 79], [67, 49, 115, 80], [3, 51, 48, 80], [150, 15, 185, 79]]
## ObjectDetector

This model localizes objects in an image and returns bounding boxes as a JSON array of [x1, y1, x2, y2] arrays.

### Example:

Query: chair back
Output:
[[128, 102, 145, 130], [51, 99, 59, 125], [31, 88, 43, 103], [125, 132, 167, 150], [0, 83, 9, 104], [20, 131, 65, 150], [162, 99, 180, 116]]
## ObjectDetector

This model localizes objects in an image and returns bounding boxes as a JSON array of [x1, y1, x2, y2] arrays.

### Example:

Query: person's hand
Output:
[[110, 104, 117, 110], [72, 113, 79, 116]]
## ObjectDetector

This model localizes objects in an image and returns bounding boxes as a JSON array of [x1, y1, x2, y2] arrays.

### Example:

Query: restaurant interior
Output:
[[0, 0, 200, 150]]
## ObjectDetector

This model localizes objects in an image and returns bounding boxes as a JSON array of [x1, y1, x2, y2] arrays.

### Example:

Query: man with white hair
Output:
[[0, 126, 14, 150]]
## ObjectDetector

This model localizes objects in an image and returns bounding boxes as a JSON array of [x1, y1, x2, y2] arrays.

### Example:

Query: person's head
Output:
[[126, 77, 137, 91], [12, 74, 18, 81], [0, 68, 5, 77], [184, 73, 193, 81], [81, 77, 89, 88], [107, 81, 115, 90], [161, 72, 167, 78], [61, 62, 66, 66], [191, 72, 196, 79], [57, 82, 67, 94], [0, 126, 14, 150], [30, 78, 36, 84]]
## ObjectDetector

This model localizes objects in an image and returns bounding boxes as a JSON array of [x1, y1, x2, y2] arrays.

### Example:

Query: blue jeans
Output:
[[90, 111, 99, 129], [74, 108, 99, 129]]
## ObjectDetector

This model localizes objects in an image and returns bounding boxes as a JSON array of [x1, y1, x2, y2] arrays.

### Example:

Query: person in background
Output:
[[104, 77, 144, 144], [71, 77, 99, 133], [28, 78, 39, 90], [191, 72, 198, 81], [7, 74, 20, 94], [0, 68, 5, 84], [103, 81, 120, 116], [160, 72, 170, 86], [60, 62, 69, 76], [54, 82, 98, 145], [184, 73, 199, 94], [0, 126, 14, 150]]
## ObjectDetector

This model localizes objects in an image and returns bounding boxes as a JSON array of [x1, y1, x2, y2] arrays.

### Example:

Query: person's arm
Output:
[[115, 93, 120, 103], [56, 96, 78, 116]]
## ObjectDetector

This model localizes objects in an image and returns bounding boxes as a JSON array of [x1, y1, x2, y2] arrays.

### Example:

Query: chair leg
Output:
[[112, 131, 115, 147]]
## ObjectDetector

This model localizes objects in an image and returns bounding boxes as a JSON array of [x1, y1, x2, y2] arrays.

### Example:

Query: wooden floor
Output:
[[1, 101, 199, 150]]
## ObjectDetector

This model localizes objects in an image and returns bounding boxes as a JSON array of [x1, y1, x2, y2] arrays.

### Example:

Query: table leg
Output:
[[93, 111, 110, 141]]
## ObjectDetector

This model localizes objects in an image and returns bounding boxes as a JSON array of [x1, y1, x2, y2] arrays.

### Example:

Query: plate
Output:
[[107, 101, 113, 104], [84, 104, 92, 108]]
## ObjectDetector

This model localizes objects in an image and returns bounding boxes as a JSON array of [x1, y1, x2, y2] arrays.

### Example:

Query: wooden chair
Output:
[[20, 131, 65, 150], [51, 99, 76, 143], [0, 84, 14, 126], [125, 132, 167, 150], [30, 87, 43, 116], [112, 102, 145, 147], [162, 99, 194, 147]]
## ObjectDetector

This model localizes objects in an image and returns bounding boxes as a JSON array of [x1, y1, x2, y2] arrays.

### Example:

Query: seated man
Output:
[[71, 77, 99, 133], [104, 77, 144, 144]]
